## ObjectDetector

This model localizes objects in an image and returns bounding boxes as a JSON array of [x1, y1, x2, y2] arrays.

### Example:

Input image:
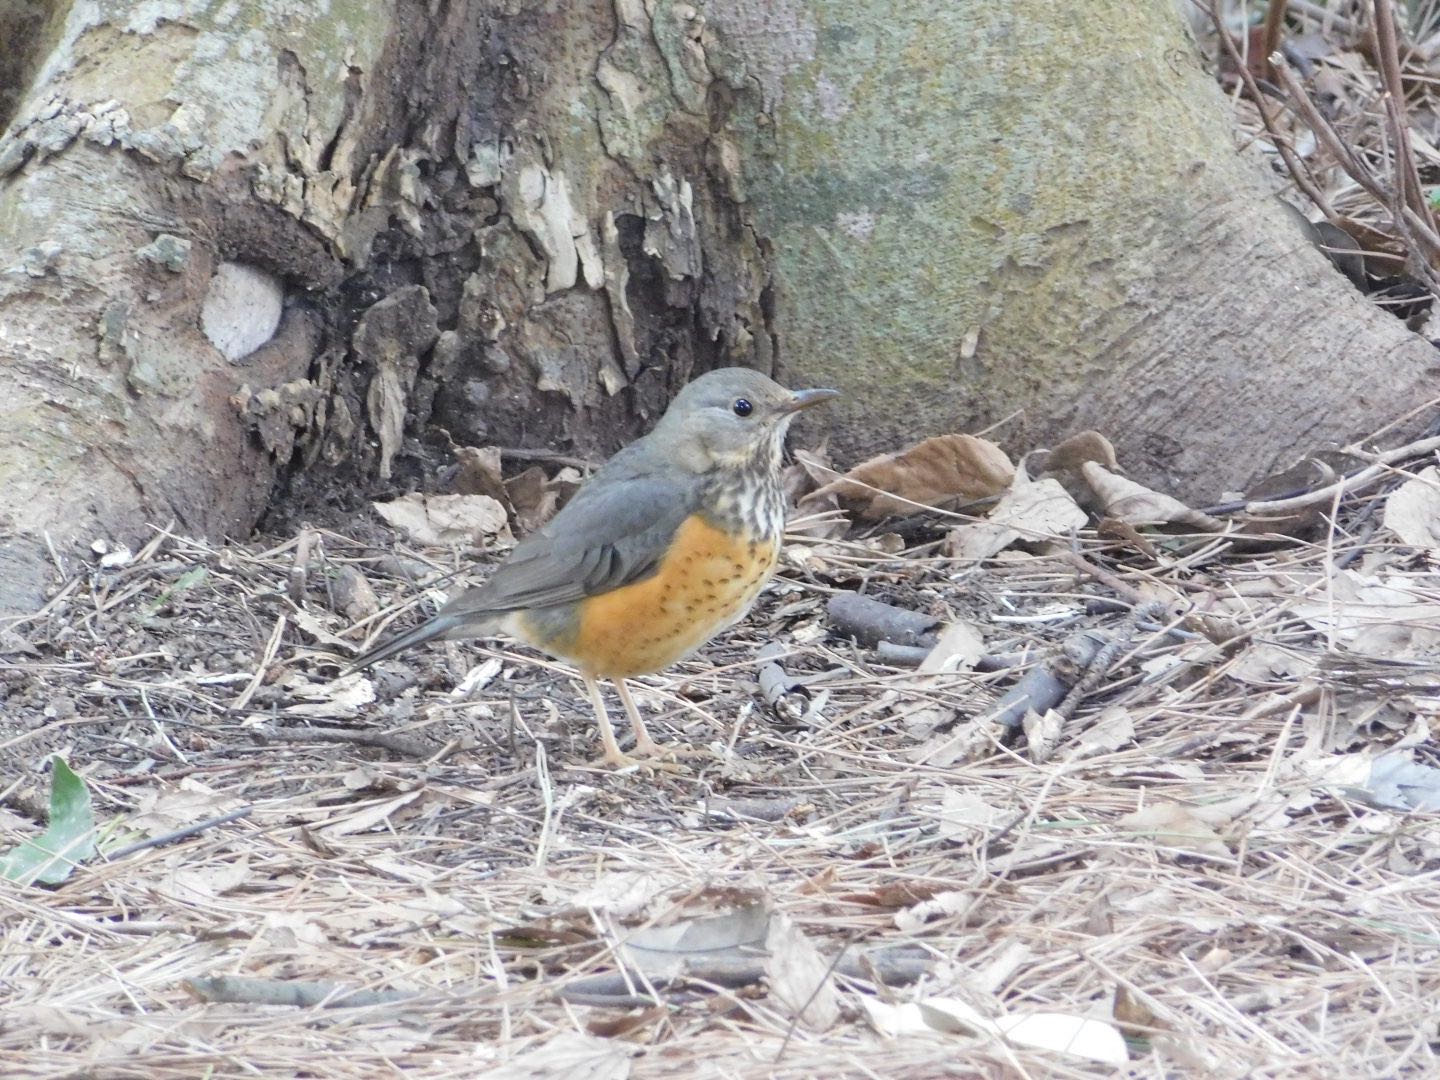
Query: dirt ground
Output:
[[3, 483, 1440, 1079]]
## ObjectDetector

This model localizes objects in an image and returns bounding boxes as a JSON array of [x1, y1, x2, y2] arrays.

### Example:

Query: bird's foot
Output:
[[590, 740, 704, 773]]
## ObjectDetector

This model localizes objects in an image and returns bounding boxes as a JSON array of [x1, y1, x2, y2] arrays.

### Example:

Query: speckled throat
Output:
[[699, 460, 786, 544]]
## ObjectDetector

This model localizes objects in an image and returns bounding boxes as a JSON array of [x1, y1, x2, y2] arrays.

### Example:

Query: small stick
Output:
[[184, 975, 418, 1008], [262, 725, 438, 759], [826, 593, 941, 649], [1243, 433, 1440, 516], [106, 806, 253, 860], [231, 614, 287, 711]]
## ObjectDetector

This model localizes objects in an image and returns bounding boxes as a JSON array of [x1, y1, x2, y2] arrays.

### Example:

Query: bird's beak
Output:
[[782, 387, 840, 413]]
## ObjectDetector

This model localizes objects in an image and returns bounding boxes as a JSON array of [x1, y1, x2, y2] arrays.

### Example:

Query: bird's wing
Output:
[[436, 453, 702, 618]]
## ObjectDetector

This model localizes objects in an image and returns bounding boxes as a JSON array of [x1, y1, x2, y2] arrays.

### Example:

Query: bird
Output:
[[347, 367, 839, 768]]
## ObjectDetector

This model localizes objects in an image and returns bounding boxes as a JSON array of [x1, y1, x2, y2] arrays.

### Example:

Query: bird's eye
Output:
[[732, 398, 753, 417]]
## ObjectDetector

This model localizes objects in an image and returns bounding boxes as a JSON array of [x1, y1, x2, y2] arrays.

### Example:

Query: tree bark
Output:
[[723, 0, 1436, 495], [0, 0, 1431, 613]]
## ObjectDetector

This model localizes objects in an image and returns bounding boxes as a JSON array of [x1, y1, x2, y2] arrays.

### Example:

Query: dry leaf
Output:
[[1080, 462, 1224, 530], [862, 996, 1128, 1066], [764, 913, 841, 1031], [789, 488, 848, 539], [621, 900, 771, 979], [487, 1031, 635, 1080], [373, 493, 514, 549], [1382, 466, 1440, 555], [1076, 707, 1136, 757], [1289, 570, 1440, 659], [814, 434, 1014, 520], [504, 465, 559, 535], [567, 871, 673, 919], [158, 856, 252, 903], [947, 477, 1087, 560], [1118, 803, 1232, 860], [919, 622, 986, 673], [1041, 430, 1119, 475], [453, 445, 510, 506], [927, 787, 1007, 841], [784, 446, 834, 503], [1023, 708, 1064, 763], [282, 674, 376, 719], [128, 780, 241, 836], [319, 791, 424, 837], [332, 565, 379, 621]]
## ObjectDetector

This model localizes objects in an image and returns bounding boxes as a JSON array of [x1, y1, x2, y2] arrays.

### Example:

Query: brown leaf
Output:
[[1039, 430, 1118, 476], [1096, 517, 1159, 559], [813, 434, 1014, 520], [504, 465, 560, 535], [373, 493, 515, 549], [784, 446, 834, 504], [1079, 463, 1224, 530], [945, 477, 1088, 560], [453, 445, 510, 505]]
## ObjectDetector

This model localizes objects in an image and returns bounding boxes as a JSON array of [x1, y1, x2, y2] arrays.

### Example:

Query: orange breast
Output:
[[522, 514, 778, 679]]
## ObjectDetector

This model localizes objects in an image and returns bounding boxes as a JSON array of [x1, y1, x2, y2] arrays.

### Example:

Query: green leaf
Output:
[[0, 758, 97, 886]]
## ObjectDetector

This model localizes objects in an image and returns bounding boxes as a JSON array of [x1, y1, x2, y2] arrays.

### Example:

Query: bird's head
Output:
[[652, 368, 839, 474]]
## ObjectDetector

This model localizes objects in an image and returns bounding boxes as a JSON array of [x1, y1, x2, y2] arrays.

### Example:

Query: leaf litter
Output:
[[3, 415, 1440, 1078]]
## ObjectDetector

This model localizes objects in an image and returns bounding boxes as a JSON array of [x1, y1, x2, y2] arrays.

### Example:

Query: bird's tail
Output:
[[344, 613, 472, 674]]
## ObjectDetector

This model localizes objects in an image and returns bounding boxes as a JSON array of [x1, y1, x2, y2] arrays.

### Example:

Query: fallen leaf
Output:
[[127, 779, 241, 836], [990, 1011, 1129, 1066], [1118, 803, 1232, 860], [283, 674, 376, 719], [764, 913, 841, 1031], [487, 1031, 635, 1080], [158, 856, 252, 903], [919, 621, 986, 673], [1358, 752, 1440, 811], [568, 871, 673, 919], [331, 565, 380, 622], [1289, 570, 1440, 659], [893, 890, 972, 933], [319, 791, 424, 837], [814, 434, 1014, 520], [621, 900, 771, 980], [1080, 463, 1224, 530], [863, 996, 1128, 1066], [1041, 430, 1119, 476], [504, 465, 561, 535], [1383, 466, 1440, 555], [453, 446, 510, 506], [927, 787, 1007, 841], [373, 493, 514, 549], [1076, 707, 1136, 757], [0, 758, 96, 886], [1023, 708, 1064, 763], [947, 477, 1087, 560]]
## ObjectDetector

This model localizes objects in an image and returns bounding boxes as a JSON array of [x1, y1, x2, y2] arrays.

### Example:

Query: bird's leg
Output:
[[614, 678, 662, 758], [615, 680, 704, 763], [581, 673, 630, 767]]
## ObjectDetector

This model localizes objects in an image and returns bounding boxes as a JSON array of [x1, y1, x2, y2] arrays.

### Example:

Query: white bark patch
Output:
[[201, 261, 283, 361], [506, 156, 599, 294]]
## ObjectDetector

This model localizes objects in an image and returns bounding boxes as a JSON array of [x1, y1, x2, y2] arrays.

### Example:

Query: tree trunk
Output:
[[0, 0, 1430, 612]]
